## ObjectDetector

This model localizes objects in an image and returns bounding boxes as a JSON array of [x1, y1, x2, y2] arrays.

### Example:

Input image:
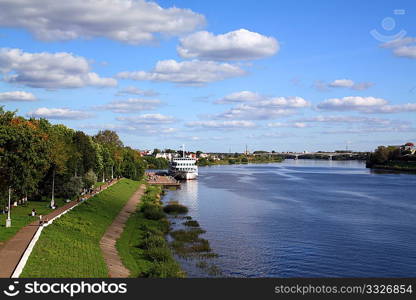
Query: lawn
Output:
[[0, 198, 66, 245], [20, 178, 140, 278]]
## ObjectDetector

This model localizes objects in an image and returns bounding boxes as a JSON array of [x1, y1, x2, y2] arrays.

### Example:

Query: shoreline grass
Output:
[[20, 179, 140, 278], [116, 185, 185, 278]]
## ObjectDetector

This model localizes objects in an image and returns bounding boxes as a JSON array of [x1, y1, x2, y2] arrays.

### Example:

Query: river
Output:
[[162, 160, 416, 277]]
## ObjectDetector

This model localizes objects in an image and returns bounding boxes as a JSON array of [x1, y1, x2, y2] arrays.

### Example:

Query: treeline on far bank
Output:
[[197, 153, 284, 166], [366, 144, 416, 172], [0, 107, 146, 207]]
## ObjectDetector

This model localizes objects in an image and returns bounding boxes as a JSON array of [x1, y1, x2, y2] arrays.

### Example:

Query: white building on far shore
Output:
[[156, 153, 174, 161]]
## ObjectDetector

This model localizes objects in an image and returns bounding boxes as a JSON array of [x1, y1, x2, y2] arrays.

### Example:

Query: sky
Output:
[[0, 0, 415, 153]]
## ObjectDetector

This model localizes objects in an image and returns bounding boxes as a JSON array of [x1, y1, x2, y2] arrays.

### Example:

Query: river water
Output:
[[163, 160, 416, 277]]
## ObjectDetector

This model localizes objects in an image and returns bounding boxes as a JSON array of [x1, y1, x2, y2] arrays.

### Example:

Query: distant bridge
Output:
[[257, 152, 359, 160]]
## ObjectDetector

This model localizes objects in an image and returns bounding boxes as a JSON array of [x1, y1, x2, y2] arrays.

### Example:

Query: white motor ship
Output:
[[169, 146, 198, 180]]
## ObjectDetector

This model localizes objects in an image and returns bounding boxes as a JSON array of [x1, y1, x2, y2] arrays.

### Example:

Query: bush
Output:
[[170, 229, 205, 242], [146, 247, 173, 262], [183, 220, 199, 227], [163, 202, 188, 214], [141, 203, 165, 220], [139, 235, 167, 250], [147, 261, 184, 278]]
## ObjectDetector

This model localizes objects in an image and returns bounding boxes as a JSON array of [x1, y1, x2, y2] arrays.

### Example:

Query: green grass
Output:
[[0, 198, 66, 244], [20, 179, 140, 278], [116, 185, 185, 278]]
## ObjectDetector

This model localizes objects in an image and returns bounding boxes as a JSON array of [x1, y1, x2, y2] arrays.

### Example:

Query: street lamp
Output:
[[6, 187, 11, 228]]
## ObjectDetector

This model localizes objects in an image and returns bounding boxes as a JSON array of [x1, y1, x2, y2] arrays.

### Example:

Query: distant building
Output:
[[156, 153, 173, 160], [139, 150, 152, 156], [187, 153, 197, 159], [402, 142, 416, 155]]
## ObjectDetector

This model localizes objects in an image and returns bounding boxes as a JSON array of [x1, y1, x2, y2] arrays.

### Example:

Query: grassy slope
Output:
[[20, 179, 140, 278], [116, 185, 184, 278], [0, 199, 65, 244]]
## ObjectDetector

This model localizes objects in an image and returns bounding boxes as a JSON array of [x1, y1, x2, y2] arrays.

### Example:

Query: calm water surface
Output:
[[163, 160, 416, 277]]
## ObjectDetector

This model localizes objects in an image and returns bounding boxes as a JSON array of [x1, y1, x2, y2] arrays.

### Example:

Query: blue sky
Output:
[[0, 0, 415, 152]]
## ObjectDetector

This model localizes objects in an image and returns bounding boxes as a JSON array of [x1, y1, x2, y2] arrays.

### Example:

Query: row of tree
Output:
[[0, 107, 146, 207], [367, 145, 416, 167]]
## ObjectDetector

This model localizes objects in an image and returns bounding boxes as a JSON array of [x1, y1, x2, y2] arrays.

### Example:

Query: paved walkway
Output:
[[100, 184, 145, 278], [0, 179, 119, 278], [147, 173, 180, 187]]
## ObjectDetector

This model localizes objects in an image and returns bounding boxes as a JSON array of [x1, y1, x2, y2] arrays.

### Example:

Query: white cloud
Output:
[[215, 91, 265, 104], [267, 122, 308, 128], [185, 120, 256, 129], [317, 78, 374, 91], [322, 125, 415, 134], [80, 123, 178, 136], [298, 115, 391, 125], [381, 37, 416, 48], [0, 48, 116, 89], [350, 82, 374, 91], [98, 98, 161, 113], [215, 96, 310, 120], [117, 113, 175, 124], [329, 79, 354, 88], [177, 29, 279, 61], [246, 132, 294, 139], [117, 59, 246, 85], [317, 96, 387, 111], [0, 91, 37, 102], [381, 37, 416, 59], [0, 0, 205, 44], [317, 96, 416, 113], [28, 107, 92, 120], [368, 103, 416, 113], [116, 86, 159, 97], [393, 46, 416, 59]]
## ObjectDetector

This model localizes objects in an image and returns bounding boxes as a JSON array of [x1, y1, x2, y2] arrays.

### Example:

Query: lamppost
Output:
[[6, 187, 11, 228]]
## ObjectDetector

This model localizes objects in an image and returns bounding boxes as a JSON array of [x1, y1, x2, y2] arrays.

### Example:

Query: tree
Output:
[[0, 107, 147, 212], [143, 156, 169, 169], [372, 146, 390, 164], [44, 123, 73, 207], [121, 147, 146, 180], [62, 176, 83, 199], [0, 109, 50, 200], [93, 130, 123, 148], [73, 131, 102, 176], [83, 169, 97, 188]]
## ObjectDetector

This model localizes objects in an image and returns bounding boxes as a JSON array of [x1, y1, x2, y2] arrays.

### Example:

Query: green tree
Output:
[[93, 130, 123, 148], [0, 109, 50, 201], [62, 176, 83, 199], [83, 169, 97, 188]]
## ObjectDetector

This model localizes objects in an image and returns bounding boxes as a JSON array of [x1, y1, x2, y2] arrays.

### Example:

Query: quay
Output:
[[147, 172, 181, 187]]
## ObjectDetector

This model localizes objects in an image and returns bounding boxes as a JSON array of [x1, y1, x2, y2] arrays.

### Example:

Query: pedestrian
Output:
[[39, 214, 43, 225], [31, 208, 36, 216]]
